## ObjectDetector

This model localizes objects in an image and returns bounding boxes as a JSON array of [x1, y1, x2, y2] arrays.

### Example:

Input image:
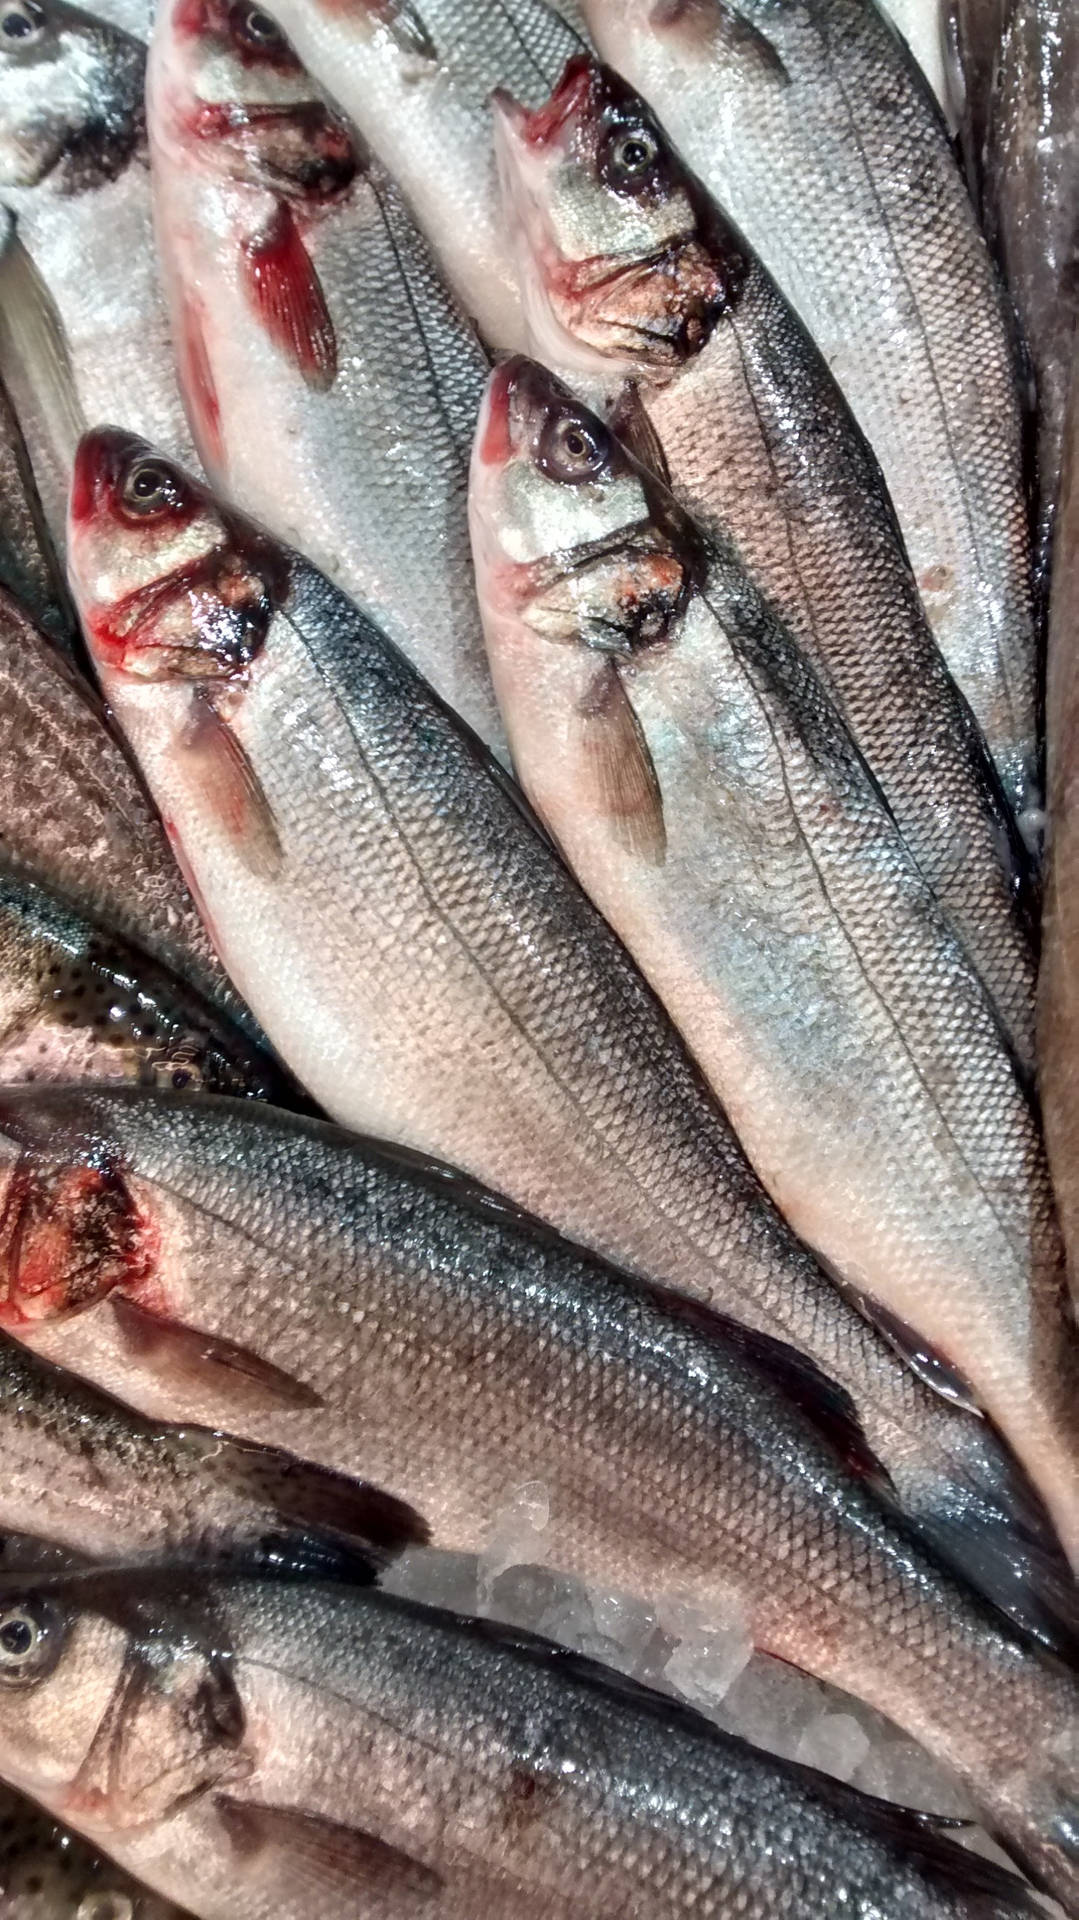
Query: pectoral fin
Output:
[[216, 1797, 443, 1904], [576, 662, 666, 865], [110, 1293, 323, 1414], [242, 201, 337, 392], [181, 693, 283, 882]]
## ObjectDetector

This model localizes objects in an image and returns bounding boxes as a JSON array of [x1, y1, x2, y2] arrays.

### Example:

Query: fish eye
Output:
[[538, 411, 610, 486], [0, 1595, 65, 1687], [235, 3, 284, 46], [0, 0, 45, 43], [120, 458, 184, 520], [77, 1895, 134, 1920], [602, 122, 660, 190]]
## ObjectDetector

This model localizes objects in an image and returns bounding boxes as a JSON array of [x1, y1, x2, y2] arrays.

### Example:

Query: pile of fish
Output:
[[0, 0, 1076, 1913]]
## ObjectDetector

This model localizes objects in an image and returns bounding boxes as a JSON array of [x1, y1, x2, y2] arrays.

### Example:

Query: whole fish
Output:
[[0, 1567, 1053, 1916], [266, 0, 587, 352], [148, 0, 504, 754], [1039, 375, 1079, 1303], [469, 356, 1079, 1574], [2, 1081, 1078, 1665], [0, 1780, 194, 1920], [0, 1326, 422, 1576], [0, 585, 242, 1036], [495, 54, 1036, 1065], [982, 0, 1079, 579], [0, 368, 76, 660], [0, 870, 284, 1100], [581, 0, 1038, 822], [64, 430, 1079, 1653], [0, 0, 196, 552]]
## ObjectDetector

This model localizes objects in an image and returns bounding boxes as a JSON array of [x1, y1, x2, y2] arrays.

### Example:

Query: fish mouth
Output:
[[495, 53, 596, 152]]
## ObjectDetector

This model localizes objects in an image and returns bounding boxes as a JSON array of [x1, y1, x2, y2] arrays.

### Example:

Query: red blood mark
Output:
[[242, 201, 337, 389], [518, 54, 594, 148], [179, 293, 224, 470], [0, 1157, 162, 1328], [477, 361, 519, 469]]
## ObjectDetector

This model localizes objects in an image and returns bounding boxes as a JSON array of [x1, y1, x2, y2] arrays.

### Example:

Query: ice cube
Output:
[[795, 1712, 871, 1783]]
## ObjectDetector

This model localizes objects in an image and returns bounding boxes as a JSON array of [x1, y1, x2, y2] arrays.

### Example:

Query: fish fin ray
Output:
[[212, 1432, 430, 1565], [110, 1293, 323, 1414], [842, 1286, 983, 1413], [180, 693, 282, 881], [214, 1796, 443, 1902], [608, 382, 671, 487], [576, 662, 666, 864], [242, 201, 337, 391]]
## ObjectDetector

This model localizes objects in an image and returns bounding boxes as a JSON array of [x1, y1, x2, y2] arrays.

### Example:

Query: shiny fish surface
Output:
[[267, 0, 587, 351], [62, 431, 1079, 1659], [0, 1568, 1050, 1917], [469, 358, 1079, 1583], [0, 1779, 194, 1920], [148, 0, 504, 754], [497, 54, 1036, 1065], [0, 1, 196, 553], [581, 0, 1038, 820]]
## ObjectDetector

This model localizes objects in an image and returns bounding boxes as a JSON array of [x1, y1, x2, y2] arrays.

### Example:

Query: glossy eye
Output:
[[0, 1594, 65, 1687], [77, 1895, 134, 1920], [600, 121, 661, 192], [236, 3, 284, 46], [120, 458, 184, 520], [0, 0, 45, 42], [538, 411, 610, 485]]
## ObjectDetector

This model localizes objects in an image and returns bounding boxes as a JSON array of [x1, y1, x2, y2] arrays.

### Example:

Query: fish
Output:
[[494, 54, 1037, 1067], [580, 0, 1039, 825], [0, 1324, 423, 1577], [0, 1561, 1055, 1914], [0, 364, 77, 661], [265, 0, 588, 352], [0, 0, 196, 554], [1039, 373, 1079, 1305], [147, 0, 504, 756], [0, 584, 245, 1038], [981, 0, 1079, 582], [64, 427, 1079, 1653], [2, 1080, 1079, 1663], [0, 869, 286, 1100], [876, 0, 951, 114], [469, 355, 1079, 1578], [0, 1778, 195, 1920]]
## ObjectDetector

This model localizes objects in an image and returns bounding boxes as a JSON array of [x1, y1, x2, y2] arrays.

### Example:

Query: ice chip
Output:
[[795, 1712, 871, 1783]]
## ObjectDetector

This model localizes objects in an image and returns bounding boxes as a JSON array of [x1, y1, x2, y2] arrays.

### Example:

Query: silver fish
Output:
[[581, 0, 1039, 824], [469, 357, 1079, 1578]]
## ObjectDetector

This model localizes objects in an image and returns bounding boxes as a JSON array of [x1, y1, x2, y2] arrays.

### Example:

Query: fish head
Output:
[[0, 1573, 249, 1830], [152, 0, 357, 202], [0, 0, 145, 191], [493, 55, 746, 378], [68, 428, 287, 692]]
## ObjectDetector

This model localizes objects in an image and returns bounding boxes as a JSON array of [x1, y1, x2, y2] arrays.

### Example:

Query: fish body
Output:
[[148, 0, 504, 754], [0, 1567, 1054, 1916], [0, 1779, 193, 1920], [496, 55, 1036, 1065], [0, 870, 284, 1100], [266, 0, 587, 352], [0, 586, 243, 1036], [0, 4, 196, 554], [469, 358, 1079, 1576], [62, 430, 1079, 1655], [581, 0, 1038, 820], [0, 1326, 421, 1577]]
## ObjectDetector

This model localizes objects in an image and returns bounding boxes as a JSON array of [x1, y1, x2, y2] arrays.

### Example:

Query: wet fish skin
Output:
[[0, 869, 285, 1101], [0, 1563, 1056, 1918], [0, 369, 77, 661], [943, 0, 1010, 211], [581, 0, 1038, 822], [64, 426, 1079, 1655], [0, 0, 196, 551], [148, 0, 504, 756], [0, 1779, 194, 1920], [469, 356, 1079, 1578], [0, 1325, 422, 1579], [496, 53, 1036, 1066], [0, 585, 245, 1038], [877, 0, 950, 112], [266, 0, 587, 352]]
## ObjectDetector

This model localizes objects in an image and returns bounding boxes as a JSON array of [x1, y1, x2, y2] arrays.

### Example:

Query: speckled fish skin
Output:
[[265, 0, 587, 352], [0, 871, 285, 1101], [497, 55, 1037, 1067], [0, 1328, 421, 1576], [982, 0, 1079, 580], [65, 428, 1079, 1656], [5, 1080, 1079, 1665], [0, 1780, 194, 1920], [0, 1568, 1054, 1918], [1039, 377, 1079, 1308], [582, 0, 1038, 823], [470, 358, 1079, 1579], [0, 369, 76, 661], [0, 1, 197, 554], [148, 0, 505, 755], [0, 586, 245, 1038]]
